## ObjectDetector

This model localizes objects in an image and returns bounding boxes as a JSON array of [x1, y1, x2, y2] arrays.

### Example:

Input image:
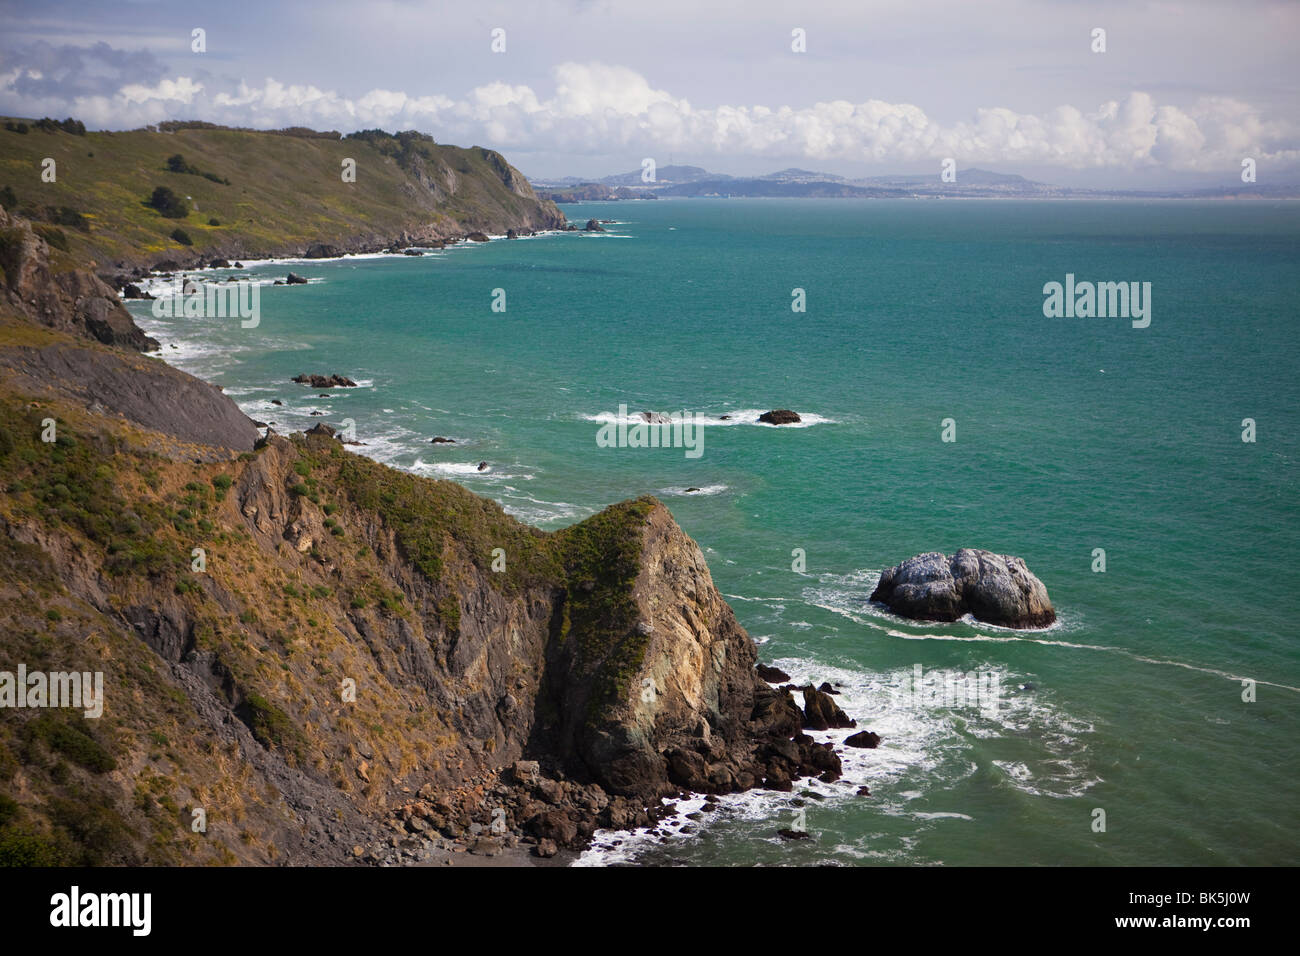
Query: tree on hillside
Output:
[[149, 186, 189, 219]]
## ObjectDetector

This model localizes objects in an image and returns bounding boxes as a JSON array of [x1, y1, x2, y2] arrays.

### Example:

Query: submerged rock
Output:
[[870, 549, 1056, 629], [845, 730, 881, 749]]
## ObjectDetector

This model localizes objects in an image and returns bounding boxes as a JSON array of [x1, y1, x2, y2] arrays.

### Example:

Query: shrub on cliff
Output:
[[149, 186, 188, 219], [166, 153, 196, 174]]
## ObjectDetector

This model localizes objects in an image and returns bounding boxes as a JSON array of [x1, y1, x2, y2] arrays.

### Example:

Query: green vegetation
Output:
[[46, 206, 89, 231], [21, 714, 116, 773], [33, 224, 68, 251], [242, 694, 300, 752], [0, 119, 557, 264], [334, 441, 560, 592], [0, 360, 669, 863], [555, 498, 658, 719], [170, 227, 192, 245], [32, 117, 86, 136], [149, 186, 189, 219]]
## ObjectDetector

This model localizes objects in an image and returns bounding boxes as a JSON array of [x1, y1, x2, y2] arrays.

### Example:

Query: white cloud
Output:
[[2, 58, 1296, 173], [119, 76, 202, 105]]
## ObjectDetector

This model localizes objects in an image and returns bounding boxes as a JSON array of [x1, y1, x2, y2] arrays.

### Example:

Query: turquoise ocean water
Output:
[[132, 199, 1300, 866]]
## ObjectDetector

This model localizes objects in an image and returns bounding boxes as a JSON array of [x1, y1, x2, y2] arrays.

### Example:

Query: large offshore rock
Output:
[[870, 549, 1056, 629]]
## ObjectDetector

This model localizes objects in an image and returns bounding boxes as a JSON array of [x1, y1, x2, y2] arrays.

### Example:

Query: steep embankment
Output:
[[1, 206, 256, 451], [0, 402, 840, 865], [0, 200, 845, 865], [0, 120, 566, 271]]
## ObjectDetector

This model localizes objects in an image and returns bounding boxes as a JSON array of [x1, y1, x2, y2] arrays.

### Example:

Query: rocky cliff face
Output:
[[0, 236, 842, 863], [1, 207, 155, 350], [0, 208, 258, 451], [0, 401, 839, 863], [0, 162, 850, 863]]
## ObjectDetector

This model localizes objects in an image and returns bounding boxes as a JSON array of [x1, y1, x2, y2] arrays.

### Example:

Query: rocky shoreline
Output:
[[97, 225, 573, 290], [1, 200, 1061, 867], [0, 203, 876, 866]]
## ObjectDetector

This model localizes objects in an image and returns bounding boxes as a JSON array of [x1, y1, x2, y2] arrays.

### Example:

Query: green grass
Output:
[[555, 497, 658, 719], [0, 120, 559, 265], [22, 714, 116, 773], [242, 693, 301, 753]]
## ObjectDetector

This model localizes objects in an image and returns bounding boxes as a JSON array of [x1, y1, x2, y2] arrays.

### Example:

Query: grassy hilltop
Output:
[[0, 119, 565, 269]]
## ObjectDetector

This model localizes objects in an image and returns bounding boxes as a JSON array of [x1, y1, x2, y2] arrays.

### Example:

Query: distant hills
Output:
[[533, 164, 1300, 201]]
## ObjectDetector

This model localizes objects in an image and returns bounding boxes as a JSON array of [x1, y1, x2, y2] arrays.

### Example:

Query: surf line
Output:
[[805, 597, 1300, 694], [873, 623, 1300, 694]]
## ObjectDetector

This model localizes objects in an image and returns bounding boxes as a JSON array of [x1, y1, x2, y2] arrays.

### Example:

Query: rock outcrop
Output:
[[870, 549, 1056, 628], [0, 352, 845, 862], [0, 191, 845, 867], [0, 206, 157, 351], [758, 409, 801, 425], [293, 373, 357, 388]]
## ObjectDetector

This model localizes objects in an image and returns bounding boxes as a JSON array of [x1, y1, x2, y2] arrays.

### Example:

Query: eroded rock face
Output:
[[0, 207, 157, 351], [870, 549, 1056, 628], [537, 501, 760, 799]]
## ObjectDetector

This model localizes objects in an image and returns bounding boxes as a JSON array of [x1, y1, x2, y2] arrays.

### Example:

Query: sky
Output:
[[0, 0, 1296, 187]]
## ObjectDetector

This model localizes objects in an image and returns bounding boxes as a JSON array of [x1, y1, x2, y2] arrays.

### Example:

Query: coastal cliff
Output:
[[0, 202, 838, 865], [0, 121, 567, 273]]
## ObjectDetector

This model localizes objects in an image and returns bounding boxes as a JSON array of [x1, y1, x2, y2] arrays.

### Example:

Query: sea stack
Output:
[[870, 549, 1056, 629]]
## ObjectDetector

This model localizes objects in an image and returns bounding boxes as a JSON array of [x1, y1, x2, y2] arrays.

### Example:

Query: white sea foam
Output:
[[659, 484, 729, 497], [500, 494, 590, 526], [410, 459, 535, 482], [575, 650, 1098, 866], [583, 408, 835, 428], [805, 568, 1300, 693]]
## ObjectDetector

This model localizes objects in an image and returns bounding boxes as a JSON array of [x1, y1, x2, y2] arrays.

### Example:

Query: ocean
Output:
[[130, 198, 1300, 866]]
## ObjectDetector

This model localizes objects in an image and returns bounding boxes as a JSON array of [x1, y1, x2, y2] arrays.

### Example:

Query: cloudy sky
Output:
[[1, 0, 1296, 186]]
